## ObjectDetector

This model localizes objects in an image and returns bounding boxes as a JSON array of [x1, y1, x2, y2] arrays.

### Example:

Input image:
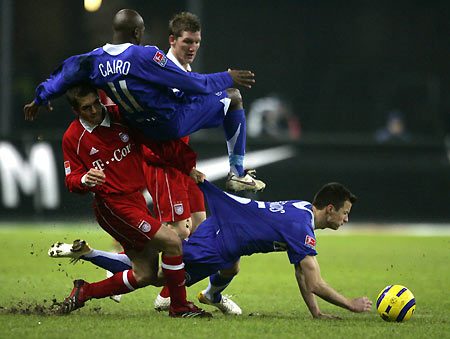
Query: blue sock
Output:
[[204, 272, 235, 303], [82, 249, 132, 274], [222, 109, 246, 177]]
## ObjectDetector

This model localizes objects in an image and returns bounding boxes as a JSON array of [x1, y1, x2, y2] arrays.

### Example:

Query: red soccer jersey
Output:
[[62, 111, 146, 195]]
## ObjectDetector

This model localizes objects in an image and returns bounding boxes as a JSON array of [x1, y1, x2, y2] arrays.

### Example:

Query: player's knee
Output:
[[161, 232, 183, 256], [133, 270, 159, 287], [219, 262, 240, 277], [174, 225, 190, 241], [169, 219, 192, 240], [226, 88, 243, 110]]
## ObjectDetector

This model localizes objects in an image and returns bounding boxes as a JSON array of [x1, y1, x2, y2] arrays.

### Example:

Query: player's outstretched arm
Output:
[[227, 69, 255, 88], [294, 262, 331, 318], [295, 260, 342, 319], [298, 255, 372, 315], [24, 100, 53, 121]]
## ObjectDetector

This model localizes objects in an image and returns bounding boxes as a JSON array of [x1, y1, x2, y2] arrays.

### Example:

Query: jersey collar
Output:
[[103, 43, 133, 56], [79, 110, 111, 133], [167, 48, 191, 72]]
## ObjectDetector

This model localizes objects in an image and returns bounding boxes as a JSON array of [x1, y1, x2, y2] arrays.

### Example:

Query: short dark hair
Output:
[[312, 182, 357, 210], [168, 12, 201, 38], [66, 83, 98, 110]]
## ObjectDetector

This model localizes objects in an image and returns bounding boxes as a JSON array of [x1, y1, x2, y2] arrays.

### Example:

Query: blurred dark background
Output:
[[1, 0, 449, 222]]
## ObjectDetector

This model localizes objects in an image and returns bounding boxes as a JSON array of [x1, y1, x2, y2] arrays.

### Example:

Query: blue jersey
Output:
[[34, 43, 233, 126], [182, 181, 317, 285]]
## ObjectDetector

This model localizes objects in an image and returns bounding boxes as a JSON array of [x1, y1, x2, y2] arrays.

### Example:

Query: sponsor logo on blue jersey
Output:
[[153, 51, 168, 67]]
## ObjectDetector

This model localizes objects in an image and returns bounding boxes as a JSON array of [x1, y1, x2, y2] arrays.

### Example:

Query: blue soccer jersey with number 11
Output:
[[34, 43, 233, 137]]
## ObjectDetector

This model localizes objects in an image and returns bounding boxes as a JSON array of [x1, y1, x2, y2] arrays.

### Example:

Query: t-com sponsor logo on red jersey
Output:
[[91, 143, 132, 170]]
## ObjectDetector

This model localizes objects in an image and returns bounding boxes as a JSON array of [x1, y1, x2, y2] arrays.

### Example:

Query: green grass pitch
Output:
[[0, 223, 449, 338]]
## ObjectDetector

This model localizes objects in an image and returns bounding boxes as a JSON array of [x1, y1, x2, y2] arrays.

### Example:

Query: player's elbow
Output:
[[307, 279, 326, 296], [308, 283, 320, 295]]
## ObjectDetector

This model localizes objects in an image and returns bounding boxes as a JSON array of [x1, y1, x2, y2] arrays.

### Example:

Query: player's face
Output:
[[326, 200, 352, 230], [170, 31, 201, 68], [75, 93, 104, 126]]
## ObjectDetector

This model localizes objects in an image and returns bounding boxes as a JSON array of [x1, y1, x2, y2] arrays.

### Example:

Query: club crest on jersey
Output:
[[305, 235, 316, 249], [153, 51, 167, 67], [174, 203, 184, 216], [269, 201, 287, 214], [138, 220, 152, 233], [119, 132, 129, 142], [64, 161, 71, 176]]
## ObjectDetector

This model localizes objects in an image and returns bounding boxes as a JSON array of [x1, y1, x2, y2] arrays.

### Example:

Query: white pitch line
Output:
[[196, 145, 296, 181]]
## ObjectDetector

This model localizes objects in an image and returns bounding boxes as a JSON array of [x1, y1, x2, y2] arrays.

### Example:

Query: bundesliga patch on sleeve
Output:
[[153, 51, 167, 67], [64, 161, 71, 176], [305, 235, 316, 249]]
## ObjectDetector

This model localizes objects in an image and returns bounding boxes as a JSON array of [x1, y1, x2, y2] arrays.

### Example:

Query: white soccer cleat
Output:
[[198, 291, 242, 315], [225, 169, 266, 192], [109, 294, 122, 303], [48, 239, 91, 263], [154, 294, 171, 312]]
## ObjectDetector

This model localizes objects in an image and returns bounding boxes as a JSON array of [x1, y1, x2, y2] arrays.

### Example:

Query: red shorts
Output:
[[93, 191, 162, 252], [144, 165, 205, 223]]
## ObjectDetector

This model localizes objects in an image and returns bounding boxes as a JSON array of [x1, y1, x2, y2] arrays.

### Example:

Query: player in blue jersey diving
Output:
[[49, 181, 373, 318], [24, 9, 265, 192]]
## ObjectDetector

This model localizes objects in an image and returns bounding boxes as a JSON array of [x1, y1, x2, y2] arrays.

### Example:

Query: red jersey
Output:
[[63, 111, 145, 196]]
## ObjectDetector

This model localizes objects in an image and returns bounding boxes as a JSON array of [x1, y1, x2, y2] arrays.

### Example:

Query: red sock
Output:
[[85, 270, 139, 299], [159, 285, 170, 298], [161, 255, 187, 311]]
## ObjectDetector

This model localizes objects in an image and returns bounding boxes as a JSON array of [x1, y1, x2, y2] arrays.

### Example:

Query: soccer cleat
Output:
[[169, 302, 213, 318], [154, 294, 171, 312], [59, 279, 90, 314], [48, 239, 91, 263], [198, 291, 242, 315], [225, 169, 266, 192], [109, 294, 122, 303]]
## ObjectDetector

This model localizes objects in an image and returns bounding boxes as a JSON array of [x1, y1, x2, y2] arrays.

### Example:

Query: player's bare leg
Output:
[[167, 219, 192, 240], [190, 211, 207, 234]]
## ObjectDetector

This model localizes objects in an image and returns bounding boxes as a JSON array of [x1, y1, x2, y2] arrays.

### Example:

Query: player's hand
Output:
[[189, 167, 206, 183], [24, 100, 53, 121], [84, 168, 106, 186], [227, 69, 255, 88], [313, 313, 342, 320], [349, 297, 373, 313]]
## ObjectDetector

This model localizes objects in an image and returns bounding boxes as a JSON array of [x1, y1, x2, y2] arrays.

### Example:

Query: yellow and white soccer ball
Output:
[[376, 285, 416, 322]]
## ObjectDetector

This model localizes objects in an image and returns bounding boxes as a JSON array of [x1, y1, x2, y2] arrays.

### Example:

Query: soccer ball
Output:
[[376, 285, 416, 322]]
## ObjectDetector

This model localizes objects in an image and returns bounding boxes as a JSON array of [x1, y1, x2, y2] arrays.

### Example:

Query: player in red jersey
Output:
[[146, 12, 206, 248], [60, 82, 211, 318], [148, 12, 242, 311]]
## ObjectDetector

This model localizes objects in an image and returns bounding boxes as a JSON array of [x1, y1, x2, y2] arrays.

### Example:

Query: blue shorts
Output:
[[130, 91, 231, 140], [182, 217, 239, 286]]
